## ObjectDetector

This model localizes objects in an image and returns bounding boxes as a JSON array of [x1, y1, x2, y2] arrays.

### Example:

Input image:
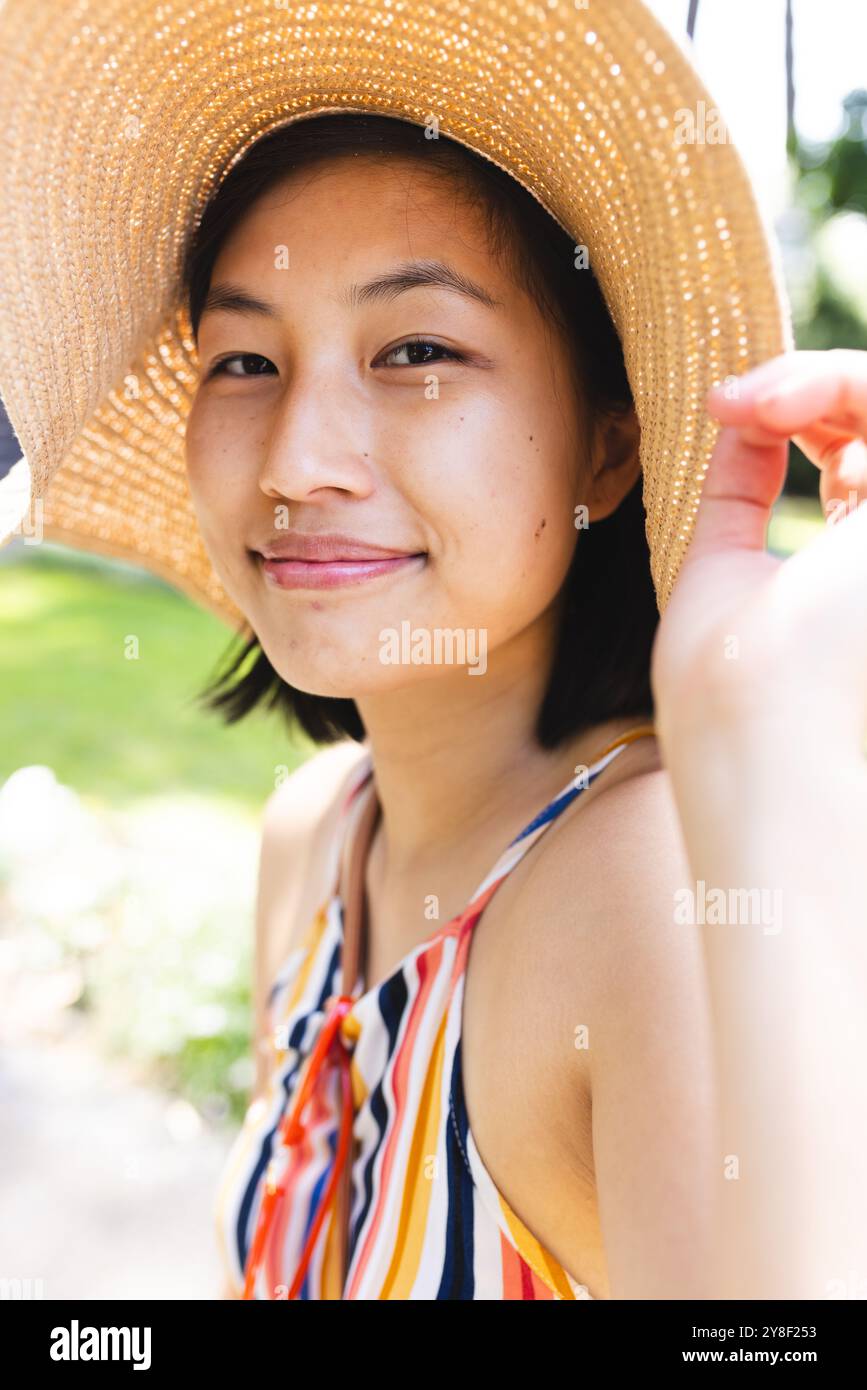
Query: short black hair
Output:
[[182, 113, 658, 748]]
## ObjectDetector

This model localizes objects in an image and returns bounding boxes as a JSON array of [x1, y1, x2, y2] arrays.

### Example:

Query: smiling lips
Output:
[[254, 532, 427, 590]]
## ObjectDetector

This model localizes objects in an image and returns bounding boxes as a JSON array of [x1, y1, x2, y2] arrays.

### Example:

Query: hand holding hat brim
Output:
[[650, 348, 867, 752]]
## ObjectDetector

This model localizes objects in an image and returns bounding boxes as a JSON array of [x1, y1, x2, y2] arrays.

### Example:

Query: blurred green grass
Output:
[[0, 542, 312, 809]]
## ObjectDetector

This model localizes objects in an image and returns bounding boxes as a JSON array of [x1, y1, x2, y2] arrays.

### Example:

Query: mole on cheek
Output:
[[534, 517, 546, 540]]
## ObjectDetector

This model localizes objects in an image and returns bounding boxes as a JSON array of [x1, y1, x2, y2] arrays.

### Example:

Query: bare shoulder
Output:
[[548, 757, 691, 933], [511, 755, 719, 1296], [491, 745, 691, 1068], [250, 740, 369, 1095], [510, 740, 688, 937], [257, 739, 370, 962], [263, 739, 371, 840], [519, 757, 700, 1039]]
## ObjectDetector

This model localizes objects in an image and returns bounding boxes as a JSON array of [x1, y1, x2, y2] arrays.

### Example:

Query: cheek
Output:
[[184, 402, 218, 507], [183, 417, 259, 615], [184, 396, 207, 482], [425, 429, 578, 626], [485, 478, 576, 606], [184, 402, 250, 521]]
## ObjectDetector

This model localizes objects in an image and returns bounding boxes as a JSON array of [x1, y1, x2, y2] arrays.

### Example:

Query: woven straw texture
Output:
[[0, 0, 793, 627]]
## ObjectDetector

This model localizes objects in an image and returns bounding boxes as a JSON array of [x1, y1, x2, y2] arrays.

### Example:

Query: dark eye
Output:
[[380, 338, 465, 368], [206, 353, 276, 380], [204, 339, 465, 380]]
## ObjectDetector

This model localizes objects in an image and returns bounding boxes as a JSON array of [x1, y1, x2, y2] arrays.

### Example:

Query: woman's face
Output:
[[185, 156, 628, 697]]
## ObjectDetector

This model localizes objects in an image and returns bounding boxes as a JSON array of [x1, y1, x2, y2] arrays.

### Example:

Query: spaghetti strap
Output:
[[338, 721, 657, 933], [461, 721, 657, 909], [322, 748, 379, 902]]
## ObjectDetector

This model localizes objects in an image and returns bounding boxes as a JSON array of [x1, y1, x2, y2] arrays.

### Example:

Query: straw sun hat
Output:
[[0, 0, 793, 629]]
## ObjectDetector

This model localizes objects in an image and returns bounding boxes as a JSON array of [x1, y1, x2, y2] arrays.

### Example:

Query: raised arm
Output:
[[650, 349, 867, 1298]]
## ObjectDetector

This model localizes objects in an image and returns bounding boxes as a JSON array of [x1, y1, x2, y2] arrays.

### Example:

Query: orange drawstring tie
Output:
[[242, 994, 356, 1300]]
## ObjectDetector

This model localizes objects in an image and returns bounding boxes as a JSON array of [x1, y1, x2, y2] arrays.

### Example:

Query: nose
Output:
[[256, 359, 375, 504]]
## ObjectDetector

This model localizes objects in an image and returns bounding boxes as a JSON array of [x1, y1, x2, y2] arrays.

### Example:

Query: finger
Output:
[[707, 352, 867, 514], [790, 420, 867, 474], [703, 351, 816, 421], [707, 349, 867, 445], [816, 439, 867, 522], [684, 423, 789, 563]]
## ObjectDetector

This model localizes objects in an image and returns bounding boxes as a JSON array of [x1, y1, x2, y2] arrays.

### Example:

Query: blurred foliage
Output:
[[0, 770, 263, 1127], [800, 90, 867, 216]]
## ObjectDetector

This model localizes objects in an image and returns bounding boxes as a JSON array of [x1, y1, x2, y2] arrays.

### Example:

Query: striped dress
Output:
[[214, 728, 655, 1299]]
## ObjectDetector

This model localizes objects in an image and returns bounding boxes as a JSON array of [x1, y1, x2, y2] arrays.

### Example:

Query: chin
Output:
[[262, 649, 435, 699]]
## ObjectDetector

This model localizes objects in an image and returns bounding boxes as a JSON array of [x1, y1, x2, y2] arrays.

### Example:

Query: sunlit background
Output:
[[1, 0, 865, 1298]]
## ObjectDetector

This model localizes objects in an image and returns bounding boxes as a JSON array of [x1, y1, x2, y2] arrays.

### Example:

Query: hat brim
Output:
[[0, 0, 793, 624]]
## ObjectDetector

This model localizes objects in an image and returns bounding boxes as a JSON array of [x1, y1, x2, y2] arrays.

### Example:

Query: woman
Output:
[[184, 111, 867, 1301], [0, 0, 864, 1302], [187, 113, 683, 1301]]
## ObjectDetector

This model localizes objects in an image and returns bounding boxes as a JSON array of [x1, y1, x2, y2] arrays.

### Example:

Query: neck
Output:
[[353, 615, 651, 884]]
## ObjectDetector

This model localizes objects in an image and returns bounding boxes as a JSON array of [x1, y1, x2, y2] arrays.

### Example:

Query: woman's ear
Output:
[[582, 405, 642, 522]]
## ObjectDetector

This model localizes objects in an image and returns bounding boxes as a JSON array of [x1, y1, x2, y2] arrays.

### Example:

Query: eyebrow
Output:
[[199, 259, 503, 324]]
